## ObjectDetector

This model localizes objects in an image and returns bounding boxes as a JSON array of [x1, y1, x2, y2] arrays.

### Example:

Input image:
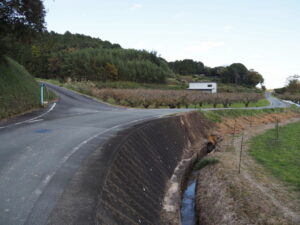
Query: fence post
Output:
[[232, 119, 237, 144], [238, 133, 244, 174], [275, 117, 279, 141]]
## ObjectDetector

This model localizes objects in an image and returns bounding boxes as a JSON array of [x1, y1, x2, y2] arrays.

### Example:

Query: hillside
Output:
[[7, 31, 173, 84], [0, 57, 54, 120], [6, 31, 264, 91]]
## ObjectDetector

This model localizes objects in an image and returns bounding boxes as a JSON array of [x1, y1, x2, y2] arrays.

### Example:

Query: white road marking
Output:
[[32, 115, 162, 202], [283, 100, 300, 107], [26, 119, 44, 123], [0, 103, 56, 129]]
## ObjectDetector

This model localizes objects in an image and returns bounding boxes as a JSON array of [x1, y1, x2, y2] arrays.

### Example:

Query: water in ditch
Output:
[[181, 179, 197, 225]]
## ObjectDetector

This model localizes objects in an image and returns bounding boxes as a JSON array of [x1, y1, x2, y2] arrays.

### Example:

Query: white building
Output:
[[188, 82, 217, 93]]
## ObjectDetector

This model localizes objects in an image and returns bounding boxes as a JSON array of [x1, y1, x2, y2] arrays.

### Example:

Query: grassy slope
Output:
[[201, 108, 285, 123], [249, 120, 300, 191], [0, 57, 55, 120]]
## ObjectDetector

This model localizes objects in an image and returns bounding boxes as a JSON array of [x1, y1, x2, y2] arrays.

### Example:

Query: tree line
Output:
[[169, 59, 264, 87], [274, 75, 300, 104], [274, 75, 300, 94]]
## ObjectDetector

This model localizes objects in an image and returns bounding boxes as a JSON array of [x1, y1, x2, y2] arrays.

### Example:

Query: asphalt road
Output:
[[0, 85, 288, 225]]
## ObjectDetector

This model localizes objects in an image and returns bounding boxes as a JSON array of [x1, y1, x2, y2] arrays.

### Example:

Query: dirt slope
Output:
[[196, 111, 300, 225]]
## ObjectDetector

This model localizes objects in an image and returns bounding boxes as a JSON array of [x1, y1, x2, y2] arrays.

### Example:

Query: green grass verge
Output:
[[181, 98, 269, 109], [0, 57, 55, 120], [194, 158, 219, 170], [201, 108, 286, 123], [249, 121, 300, 191]]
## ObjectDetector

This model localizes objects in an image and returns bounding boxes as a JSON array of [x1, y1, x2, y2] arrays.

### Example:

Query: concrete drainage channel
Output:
[[161, 126, 218, 225], [181, 177, 197, 225], [95, 111, 217, 225], [180, 142, 217, 225]]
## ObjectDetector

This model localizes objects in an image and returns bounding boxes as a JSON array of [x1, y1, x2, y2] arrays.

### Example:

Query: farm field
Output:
[[38, 79, 268, 109], [249, 120, 300, 191]]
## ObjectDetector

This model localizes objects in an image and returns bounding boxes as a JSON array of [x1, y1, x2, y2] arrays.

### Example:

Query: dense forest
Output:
[[1, 0, 264, 87], [5, 31, 173, 84]]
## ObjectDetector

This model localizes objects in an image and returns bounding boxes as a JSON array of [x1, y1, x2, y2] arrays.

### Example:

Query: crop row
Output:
[[93, 89, 263, 108]]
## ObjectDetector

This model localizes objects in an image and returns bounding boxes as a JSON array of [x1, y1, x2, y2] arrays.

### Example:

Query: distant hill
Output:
[[0, 57, 54, 119]]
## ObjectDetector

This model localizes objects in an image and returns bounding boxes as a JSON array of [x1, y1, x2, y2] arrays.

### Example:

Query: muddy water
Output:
[[181, 179, 197, 225]]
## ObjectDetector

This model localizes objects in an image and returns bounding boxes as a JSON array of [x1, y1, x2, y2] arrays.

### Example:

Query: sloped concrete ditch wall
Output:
[[96, 112, 215, 225]]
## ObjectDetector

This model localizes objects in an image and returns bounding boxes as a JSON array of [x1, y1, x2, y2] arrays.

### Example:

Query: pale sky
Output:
[[44, 0, 300, 88]]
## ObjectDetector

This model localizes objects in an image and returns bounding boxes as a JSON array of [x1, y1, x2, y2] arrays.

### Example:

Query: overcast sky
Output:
[[44, 0, 300, 88]]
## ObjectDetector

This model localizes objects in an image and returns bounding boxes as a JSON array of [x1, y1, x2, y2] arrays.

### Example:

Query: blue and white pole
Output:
[[40, 83, 45, 106]]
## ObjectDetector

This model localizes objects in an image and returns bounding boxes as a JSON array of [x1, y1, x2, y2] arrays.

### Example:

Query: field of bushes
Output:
[[40, 79, 267, 109], [93, 89, 265, 109]]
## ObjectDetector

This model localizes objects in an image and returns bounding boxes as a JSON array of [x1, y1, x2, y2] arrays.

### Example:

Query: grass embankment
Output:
[[194, 158, 219, 170], [38, 79, 269, 109], [198, 98, 269, 109], [201, 108, 285, 123], [249, 121, 300, 191], [0, 57, 55, 120]]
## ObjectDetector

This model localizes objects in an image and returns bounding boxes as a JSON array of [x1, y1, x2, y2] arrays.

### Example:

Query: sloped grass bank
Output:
[[201, 108, 285, 123], [249, 121, 300, 191], [0, 57, 55, 120]]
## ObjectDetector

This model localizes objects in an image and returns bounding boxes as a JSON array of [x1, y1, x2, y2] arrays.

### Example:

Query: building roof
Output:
[[188, 82, 217, 84]]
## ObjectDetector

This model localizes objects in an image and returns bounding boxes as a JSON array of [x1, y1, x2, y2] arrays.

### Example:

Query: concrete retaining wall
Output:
[[96, 112, 214, 225]]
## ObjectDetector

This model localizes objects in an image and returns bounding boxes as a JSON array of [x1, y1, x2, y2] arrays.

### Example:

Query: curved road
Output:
[[0, 85, 288, 225]]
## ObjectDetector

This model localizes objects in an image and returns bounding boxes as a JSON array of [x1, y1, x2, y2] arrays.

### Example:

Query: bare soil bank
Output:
[[196, 111, 300, 225]]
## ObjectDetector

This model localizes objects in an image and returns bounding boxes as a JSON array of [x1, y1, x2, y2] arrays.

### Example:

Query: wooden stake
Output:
[[275, 117, 279, 142], [238, 133, 244, 174], [232, 119, 237, 143]]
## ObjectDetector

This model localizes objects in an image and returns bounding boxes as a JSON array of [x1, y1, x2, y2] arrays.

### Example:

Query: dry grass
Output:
[[196, 112, 300, 225]]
